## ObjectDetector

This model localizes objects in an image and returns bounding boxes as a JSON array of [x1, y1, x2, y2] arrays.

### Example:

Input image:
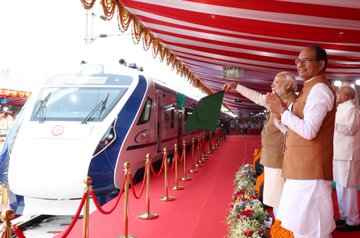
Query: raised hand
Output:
[[222, 82, 237, 92], [265, 92, 287, 114]]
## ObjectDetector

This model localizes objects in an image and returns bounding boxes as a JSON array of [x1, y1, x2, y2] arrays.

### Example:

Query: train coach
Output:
[[0, 63, 203, 215]]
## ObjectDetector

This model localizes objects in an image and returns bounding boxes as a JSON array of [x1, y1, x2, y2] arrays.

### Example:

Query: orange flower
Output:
[[256, 172, 264, 197], [270, 219, 294, 238]]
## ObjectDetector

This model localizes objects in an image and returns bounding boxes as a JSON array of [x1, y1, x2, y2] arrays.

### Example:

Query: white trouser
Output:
[[277, 179, 335, 238], [336, 183, 360, 225], [294, 234, 332, 238], [263, 166, 284, 212]]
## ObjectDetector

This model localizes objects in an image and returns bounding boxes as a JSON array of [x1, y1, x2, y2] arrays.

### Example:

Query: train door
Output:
[[156, 90, 162, 153], [177, 107, 184, 146]]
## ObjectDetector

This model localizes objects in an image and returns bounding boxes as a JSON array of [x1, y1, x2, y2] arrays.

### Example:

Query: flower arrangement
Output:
[[270, 219, 294, 238], [227, 163, 268, 238]]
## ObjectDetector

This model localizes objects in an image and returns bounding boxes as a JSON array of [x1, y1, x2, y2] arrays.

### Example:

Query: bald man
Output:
[[333, 84, 360, 231]]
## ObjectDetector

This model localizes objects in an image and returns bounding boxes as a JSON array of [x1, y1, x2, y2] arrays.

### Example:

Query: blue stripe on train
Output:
[[87, 76, 147, 201]]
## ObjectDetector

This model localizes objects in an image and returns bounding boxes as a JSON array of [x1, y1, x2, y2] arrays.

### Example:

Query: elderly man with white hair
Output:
[[223, 71, 297, 218], [333, 83, 360, 231]]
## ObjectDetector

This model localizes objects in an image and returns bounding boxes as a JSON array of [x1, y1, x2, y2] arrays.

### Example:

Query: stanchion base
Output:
[[159, 195, 175, 201], [171, 185, 184, 190], [118, 235, 136, 238], [138, 211, 159, 220], [194, 163, 203, 167], [188, 169, 198, 173], [179, 176, 191, 181]]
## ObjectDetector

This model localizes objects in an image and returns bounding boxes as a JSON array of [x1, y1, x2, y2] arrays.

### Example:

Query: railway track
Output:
[[1, 214, 74, 238]]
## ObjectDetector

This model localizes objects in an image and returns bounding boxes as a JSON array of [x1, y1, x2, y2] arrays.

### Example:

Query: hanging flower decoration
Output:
[[79, 0, 234, 114], [132, 19, 144, 44], [100, 0, 117, 20], [159, 45, 167, 62], [152, 38, 160, 58], [143, 29, 153, 51], [80, 0, 96, 9], [118, 4, 132, 32], [227, 164, 268, 238]]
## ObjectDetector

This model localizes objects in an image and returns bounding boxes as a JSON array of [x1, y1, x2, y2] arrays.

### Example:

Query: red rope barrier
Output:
[[178, 148, 185, 162], [169, 152, 177, 172], [150, 154, 165, 177], [129, 168, 147, 199], [90, 175, 127, 215], [60, 192, 88, 237], [12, 225, 26, 238]]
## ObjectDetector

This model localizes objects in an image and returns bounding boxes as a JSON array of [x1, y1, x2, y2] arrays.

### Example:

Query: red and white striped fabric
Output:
[[118, 0, 360, 113]]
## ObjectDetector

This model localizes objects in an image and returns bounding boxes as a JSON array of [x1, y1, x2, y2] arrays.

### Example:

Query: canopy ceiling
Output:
[[81, 0, 360, 114]]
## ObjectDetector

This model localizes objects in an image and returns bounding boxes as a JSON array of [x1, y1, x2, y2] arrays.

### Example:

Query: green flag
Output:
[[185, 90, 224, 132]]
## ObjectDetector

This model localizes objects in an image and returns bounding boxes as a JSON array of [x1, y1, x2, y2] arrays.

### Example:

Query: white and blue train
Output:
[[0, 63, 203, 215]]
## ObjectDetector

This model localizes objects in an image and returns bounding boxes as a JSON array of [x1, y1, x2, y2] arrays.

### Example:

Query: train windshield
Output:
[[31, 86, 128, 122]]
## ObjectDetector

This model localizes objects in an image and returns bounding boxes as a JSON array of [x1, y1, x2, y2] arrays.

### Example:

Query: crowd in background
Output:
[[0, 112, 16, 135], [220, 113, 267, 135]]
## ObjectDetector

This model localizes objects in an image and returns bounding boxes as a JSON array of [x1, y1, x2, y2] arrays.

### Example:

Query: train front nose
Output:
[[8, 124, 96, 199]]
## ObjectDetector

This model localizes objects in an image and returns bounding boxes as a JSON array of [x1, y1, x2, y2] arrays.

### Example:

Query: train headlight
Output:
[[93, 122, 116, 156]]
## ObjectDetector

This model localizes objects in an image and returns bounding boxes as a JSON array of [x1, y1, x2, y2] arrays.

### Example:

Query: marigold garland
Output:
[[117, 4, 132, 32], [142, 29, 152, 51], [152, 39, 160, 57], [270, 219, 294, 238], [252, 149, 261, 169], [100, 0, 117, 20], [132, 19, 144, 44], [79, 0, 235, 114], [255, 172, 264, 198], [80, 0, 96, 9]]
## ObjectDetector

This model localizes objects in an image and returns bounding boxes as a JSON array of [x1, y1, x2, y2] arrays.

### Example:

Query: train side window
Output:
[[184, 108, 193, 121], [137, 97, 152, 125]]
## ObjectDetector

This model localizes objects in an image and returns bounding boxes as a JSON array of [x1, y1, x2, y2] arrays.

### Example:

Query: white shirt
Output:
[[333, 100, 360, 161], [276, 81, 334, 140]]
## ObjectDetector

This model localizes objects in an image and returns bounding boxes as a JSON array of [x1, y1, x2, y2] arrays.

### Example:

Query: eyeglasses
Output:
[[294, 58, 319, 65]]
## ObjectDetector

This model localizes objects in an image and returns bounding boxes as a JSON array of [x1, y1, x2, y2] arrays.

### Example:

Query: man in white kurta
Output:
[[266, 45, 336, 238], [333, 84, 360, 231]]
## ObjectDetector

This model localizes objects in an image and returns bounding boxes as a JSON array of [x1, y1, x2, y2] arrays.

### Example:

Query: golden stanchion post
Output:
[[201, 132, 208, 161], [171, 144, 184, 190], [203, 132, 210, 158], [0, 209, 15, 238], [82, 177, 92, 238], [207, 132, 211, 155], [197, 135, 204, 166], [1, 184, 8, 205], [180, 140, 191, 181], [119, 162, 136, 238], [211, 131, 216, 151], [188, 138, 198, 173], [159, 148, 175, 201], [138, 154, 158, 220]]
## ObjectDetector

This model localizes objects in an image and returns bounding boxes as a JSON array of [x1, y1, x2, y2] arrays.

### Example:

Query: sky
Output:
[[0, 0, 209, 101]]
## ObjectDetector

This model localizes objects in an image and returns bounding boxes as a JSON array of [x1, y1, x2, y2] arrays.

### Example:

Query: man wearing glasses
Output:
[[266, 45, 336, 238]]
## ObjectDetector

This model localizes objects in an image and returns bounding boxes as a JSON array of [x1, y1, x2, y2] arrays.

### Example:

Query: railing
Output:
[[0, 128, 223, 238]]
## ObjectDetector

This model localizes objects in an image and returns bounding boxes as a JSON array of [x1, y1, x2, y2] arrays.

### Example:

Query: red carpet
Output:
[[55, 135, 360, 238], [56, 135, 261, 238]]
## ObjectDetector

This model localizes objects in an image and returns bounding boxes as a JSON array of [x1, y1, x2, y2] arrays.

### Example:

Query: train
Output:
[[0, 63, 205, 215]]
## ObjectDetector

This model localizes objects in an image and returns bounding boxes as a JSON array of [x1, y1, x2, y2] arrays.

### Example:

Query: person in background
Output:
[[265, 45, 336, 238], [222, 71, 297, 218], [333, 83, 360, 231]]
